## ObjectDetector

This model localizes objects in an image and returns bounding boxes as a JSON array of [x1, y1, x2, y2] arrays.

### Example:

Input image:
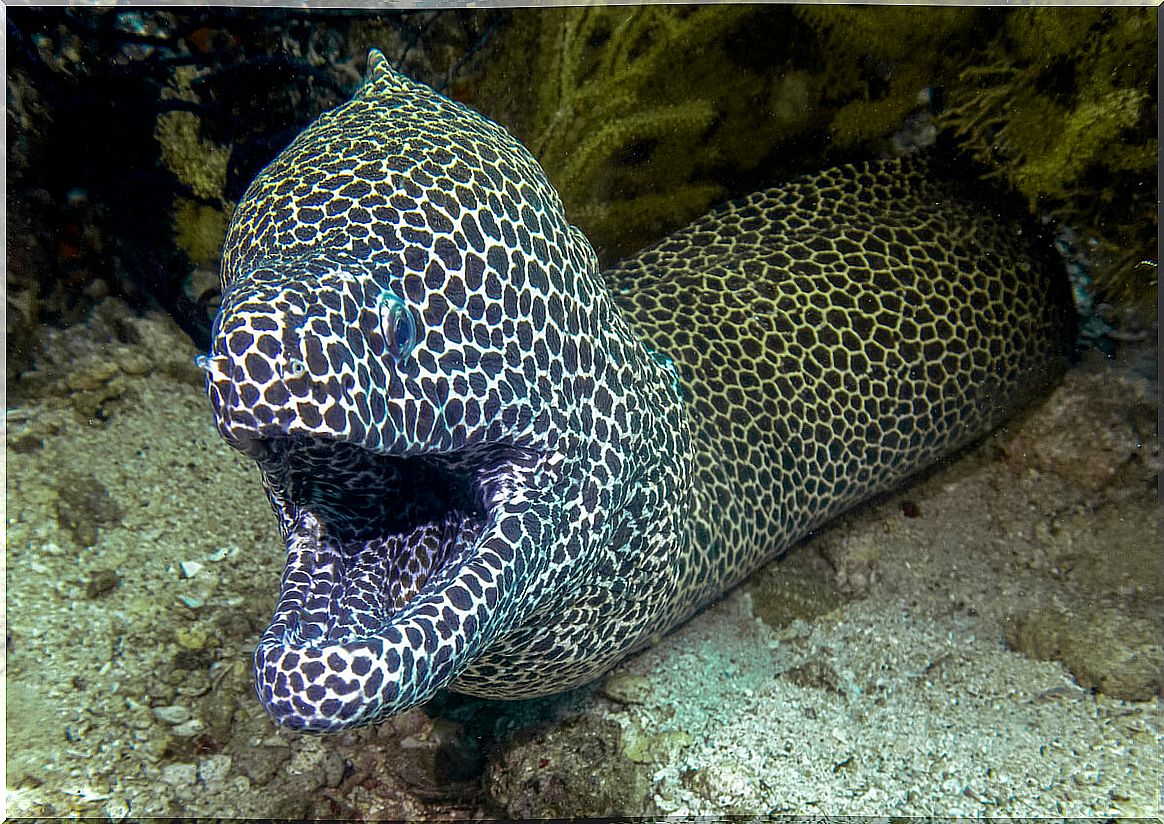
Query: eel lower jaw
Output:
[[249, 436, 547, 730]]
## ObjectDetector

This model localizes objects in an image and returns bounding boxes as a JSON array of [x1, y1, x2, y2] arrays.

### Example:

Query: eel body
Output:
[[203, 50, 1072, 731]]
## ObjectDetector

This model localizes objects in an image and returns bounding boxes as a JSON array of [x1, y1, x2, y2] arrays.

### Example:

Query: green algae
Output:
[[130, 8, 1164, 322], [476, 6, 816, 262], [479, 6, 1154, 314], [795, 6, 977, 146], [940, 8, 1157, 312], [154, 65, 235, 270]]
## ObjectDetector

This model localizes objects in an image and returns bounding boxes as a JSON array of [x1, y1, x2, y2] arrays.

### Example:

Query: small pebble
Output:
[[10, 433, 43, 453], [601, 673, 653, 704], [115, 350, 152, 376], [152, 705, 191, 725], [65, 360, 120, 392], [174, 625, 210, 651], [160, 762, 197, 788], [179, 560, 204, 579], [86, 569, 120, 599], [172, 718, 206, 737], [623, 729, 692, 764], [198, 754, 232, 787], [205, 546, 233, 562]]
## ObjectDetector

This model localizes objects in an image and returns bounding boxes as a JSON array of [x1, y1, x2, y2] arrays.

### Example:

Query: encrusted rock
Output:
[[197, 753, 232, 787], [622, 729, 692, 764], [486, 715, 653, 817], [160, 762, 197, 787], [600, 673, 653, 704], [171, 718, 206, 737], [231, 742, 292, 786], [64, 358, 120, 392], [55, 473, 122, 547], [1004, 605, 1162, 701], [85, 568, 121, 599], [391, 716, 482, 798]]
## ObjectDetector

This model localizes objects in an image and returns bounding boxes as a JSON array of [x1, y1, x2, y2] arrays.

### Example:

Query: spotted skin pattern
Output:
[[203, 50, 1071, 731]]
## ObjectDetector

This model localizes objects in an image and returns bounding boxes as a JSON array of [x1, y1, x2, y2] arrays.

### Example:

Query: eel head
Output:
[[202, 52, 679, 730]]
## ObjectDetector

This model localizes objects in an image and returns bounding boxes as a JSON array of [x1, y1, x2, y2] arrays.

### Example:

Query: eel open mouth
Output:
[[245, 435, 545, 729]]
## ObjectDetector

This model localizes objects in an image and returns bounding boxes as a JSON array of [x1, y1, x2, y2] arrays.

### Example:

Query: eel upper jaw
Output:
[[248, 433, 557, 730]]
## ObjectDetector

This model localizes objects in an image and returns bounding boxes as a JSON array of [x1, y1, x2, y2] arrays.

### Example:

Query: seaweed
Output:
[[793, 6, 979, 148], [482, 5, 1155, 321], [154, 64, 235, 270], [172, 198, 231, 268], [940, 8, 1157, 314], [475, 6, 823, 263], [9, 6, 1156, 349]]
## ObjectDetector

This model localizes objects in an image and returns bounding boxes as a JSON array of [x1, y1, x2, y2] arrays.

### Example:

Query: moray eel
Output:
[[202, 50, 1072, 731]]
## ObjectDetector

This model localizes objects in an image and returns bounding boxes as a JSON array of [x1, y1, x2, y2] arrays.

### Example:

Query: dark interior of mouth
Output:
[[252, 436, 522, 640]]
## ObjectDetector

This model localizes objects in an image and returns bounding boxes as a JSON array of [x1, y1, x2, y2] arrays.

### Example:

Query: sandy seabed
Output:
[[5, 305, 1159, 818]]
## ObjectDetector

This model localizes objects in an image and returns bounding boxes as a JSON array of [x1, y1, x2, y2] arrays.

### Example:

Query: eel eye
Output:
[[284, 358, 308, 379], [376, 290, 417, 359]]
